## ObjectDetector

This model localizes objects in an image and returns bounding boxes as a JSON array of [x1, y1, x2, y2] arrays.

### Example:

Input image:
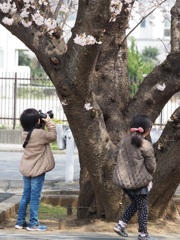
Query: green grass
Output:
[[27, 202, 77, 220]]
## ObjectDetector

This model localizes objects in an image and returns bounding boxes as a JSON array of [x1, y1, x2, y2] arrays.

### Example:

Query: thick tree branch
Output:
[[171, 0, 180, 52], [128, 52, 180, 123], [0, 0, 66, 77], [149, 107, 180, 219]]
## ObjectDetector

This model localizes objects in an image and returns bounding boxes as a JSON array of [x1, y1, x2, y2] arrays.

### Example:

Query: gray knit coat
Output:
[[113, 135, 156, 190]]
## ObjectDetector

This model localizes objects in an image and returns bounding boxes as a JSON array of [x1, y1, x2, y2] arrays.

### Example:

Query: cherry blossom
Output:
[[155, 83, 166, 91], [110, 0, 122, 22], [62, 100, 68, 106], [84, 103, 93, 111], [32, 12, 45, 26], [21, 19, 32, 27], [0, 1, 12, 13], [20, 9, 30, 18], [2, 17, 14, 25], [74, 33, 102, 46]]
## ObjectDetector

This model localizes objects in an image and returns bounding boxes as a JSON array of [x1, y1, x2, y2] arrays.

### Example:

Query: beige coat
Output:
[[113, 135, 156, 189], [20, 120, 57, 177]]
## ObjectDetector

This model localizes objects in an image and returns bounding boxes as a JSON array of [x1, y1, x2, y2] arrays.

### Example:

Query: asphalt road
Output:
[[0, 152, 80, 181]]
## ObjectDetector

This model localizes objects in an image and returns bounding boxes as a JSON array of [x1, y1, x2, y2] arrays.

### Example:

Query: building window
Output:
[[16, 50, 30, 66], [0, 50, 3, 68], [140, 19, 146, 28], [164, 19, 170, 37]]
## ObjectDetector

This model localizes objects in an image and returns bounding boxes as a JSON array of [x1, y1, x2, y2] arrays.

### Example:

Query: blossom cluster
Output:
[[110, 0, 122, 22], [110, 0, 132, 22], [73, 33, 102, 46], [0, 0, 59, 35], [84, 103, 93, 111]]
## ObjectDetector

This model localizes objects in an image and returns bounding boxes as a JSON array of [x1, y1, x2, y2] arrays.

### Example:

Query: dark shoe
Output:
[[15, 222, 28, 229], [113, 223, 128, 237], [138, 233, 158, 240]]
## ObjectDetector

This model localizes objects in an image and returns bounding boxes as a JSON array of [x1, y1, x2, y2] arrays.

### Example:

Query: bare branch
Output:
[[54, 0, 64, 19], [157, 38, 170, 54], [120, 0, 167, 47]]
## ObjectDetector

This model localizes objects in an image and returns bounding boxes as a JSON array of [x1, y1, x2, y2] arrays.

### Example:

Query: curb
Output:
[[0, 144, 78, 155], [0, 195, 21, 223]]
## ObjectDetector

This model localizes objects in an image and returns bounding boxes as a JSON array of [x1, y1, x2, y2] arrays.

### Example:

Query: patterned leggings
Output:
[[121, 193, 148, 233]]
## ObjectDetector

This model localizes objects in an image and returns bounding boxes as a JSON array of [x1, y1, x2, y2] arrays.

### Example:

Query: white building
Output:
[[0, 24, 30, 77], [127, 0, 175, 62]]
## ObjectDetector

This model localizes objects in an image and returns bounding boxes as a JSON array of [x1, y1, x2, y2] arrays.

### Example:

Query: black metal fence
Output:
[[0, 72, 66, 129], [0, 73, 180, 129]]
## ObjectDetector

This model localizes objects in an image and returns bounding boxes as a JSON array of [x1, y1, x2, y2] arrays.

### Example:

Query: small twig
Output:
[[54, 0, 64, 19], [157, 38, 170, 54], [120, 0, 167, 47], [61, 1, 73, 30]]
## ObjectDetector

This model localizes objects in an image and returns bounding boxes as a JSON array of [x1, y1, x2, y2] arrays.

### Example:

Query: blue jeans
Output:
[[16, 173, 45, 227]]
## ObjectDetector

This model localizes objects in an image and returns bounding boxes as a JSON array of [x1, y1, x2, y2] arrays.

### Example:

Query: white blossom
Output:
[[168, 118, 173, 122], [44, 18, 57, 33], [43, 1, 48, 6], [32, 12, 45, 26], [74, 33, 87, 46], [62, 100, 68, 105], [125, 0, 133, 3], [74, 33, 102, 46], [157, 144, 161, 150], [2, 17, 14, 26], [37, 0, 48, 5], [0, 2, 11, 13], [10, 3, 17, 14], [110, 0, 122, 22], [84, 103, 93, 111], [24, 0, 35, 3], [155, 83, 166, 91], [20, 9, 30, 18], [21, 19, 32, 27]]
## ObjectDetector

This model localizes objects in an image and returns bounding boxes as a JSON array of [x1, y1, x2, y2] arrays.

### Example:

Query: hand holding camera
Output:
[[38, 110, 54, 128], [42, 114, 51, 123]]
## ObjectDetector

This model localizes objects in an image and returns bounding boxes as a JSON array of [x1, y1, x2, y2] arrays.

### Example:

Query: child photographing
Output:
[[15, 108, 56, 231], [113, 114, 156, 240]]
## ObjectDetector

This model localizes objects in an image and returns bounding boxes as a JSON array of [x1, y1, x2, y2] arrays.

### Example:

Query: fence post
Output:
[[65, 129, 75, 183], [13, 72, 17, 130], [56, 124, 65, 149]]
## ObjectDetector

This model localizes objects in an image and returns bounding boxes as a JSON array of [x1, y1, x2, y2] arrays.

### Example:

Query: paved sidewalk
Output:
[[0, 231, 180, 240]]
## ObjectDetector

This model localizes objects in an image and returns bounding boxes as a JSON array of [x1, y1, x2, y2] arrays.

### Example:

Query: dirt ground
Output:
[[1, 215, 180, 235]]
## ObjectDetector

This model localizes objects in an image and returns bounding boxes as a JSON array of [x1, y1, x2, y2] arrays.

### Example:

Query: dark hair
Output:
[[131, 114, 152, 148], [20, 108, 39, 131]]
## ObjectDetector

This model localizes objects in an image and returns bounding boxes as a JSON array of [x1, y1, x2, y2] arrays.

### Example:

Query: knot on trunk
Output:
[[59, 84, 72, 98], [171, 113, 180, 129], [50, 56, 61, 70]]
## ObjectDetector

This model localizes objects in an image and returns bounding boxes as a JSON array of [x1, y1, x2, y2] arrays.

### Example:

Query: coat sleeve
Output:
[[37, 120, 57, 144], [142, 141, 156, 175]]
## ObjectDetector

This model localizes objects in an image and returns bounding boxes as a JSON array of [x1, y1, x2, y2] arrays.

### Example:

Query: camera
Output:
[[38, 110, 54, 125]]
